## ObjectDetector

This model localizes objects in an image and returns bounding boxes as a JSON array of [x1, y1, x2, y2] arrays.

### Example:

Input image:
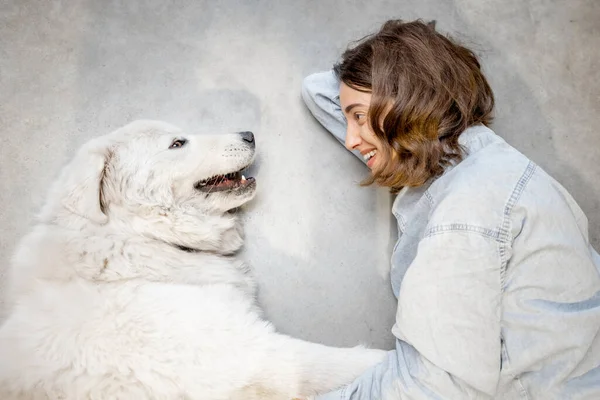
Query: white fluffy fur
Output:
[[0, 121, 385, 400]]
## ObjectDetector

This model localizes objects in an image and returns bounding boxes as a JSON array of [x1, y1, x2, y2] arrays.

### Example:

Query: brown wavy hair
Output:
[[334, 19, 494, 191]]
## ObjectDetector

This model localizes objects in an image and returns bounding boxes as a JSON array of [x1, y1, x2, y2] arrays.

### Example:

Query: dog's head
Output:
[[41, 120, 257, 252]]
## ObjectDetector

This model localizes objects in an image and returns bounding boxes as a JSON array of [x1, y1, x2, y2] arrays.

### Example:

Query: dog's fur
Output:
[[0, 121, 385, 400]]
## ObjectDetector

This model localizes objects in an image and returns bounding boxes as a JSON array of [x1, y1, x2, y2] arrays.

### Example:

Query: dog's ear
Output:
[[60, 137, 114, 225]]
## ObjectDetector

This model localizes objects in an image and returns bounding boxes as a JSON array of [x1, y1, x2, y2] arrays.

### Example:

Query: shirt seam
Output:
[[424, 190, 435, 206], [498, 161, 536, 400], [394, 213, 407, 232], [340, 386, 348, 400], [424, 223, 502, 240], [498, 162, 537, 242], [498, 162, 537, 287]]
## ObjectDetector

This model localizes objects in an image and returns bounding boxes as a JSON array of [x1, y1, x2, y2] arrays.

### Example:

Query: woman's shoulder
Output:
[[394, 125, 588, 245], [424, 126, 539, 237]]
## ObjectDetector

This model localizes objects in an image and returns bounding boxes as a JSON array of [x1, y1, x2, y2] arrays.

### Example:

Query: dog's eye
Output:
[[169, 139, 187, 149]]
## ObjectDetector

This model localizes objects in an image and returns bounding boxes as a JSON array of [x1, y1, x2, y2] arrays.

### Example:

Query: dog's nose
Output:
[[239, 131, 254, 145]]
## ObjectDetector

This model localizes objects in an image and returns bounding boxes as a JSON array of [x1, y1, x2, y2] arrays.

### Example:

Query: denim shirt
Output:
[[302, 71, 600, 399]]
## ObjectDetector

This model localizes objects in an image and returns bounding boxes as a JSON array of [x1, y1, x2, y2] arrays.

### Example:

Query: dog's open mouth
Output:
[[194, 169, 255, 193]]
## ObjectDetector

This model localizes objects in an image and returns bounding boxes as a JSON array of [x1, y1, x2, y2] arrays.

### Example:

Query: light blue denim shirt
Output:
[[302, 71, 600, 399]]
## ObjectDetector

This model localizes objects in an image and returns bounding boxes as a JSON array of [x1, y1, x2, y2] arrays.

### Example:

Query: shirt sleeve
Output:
[[317, 229, 502, 399], [301, 70, 365, 163]]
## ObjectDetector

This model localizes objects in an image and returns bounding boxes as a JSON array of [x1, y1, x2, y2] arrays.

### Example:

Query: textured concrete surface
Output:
[[1, 0, 598, 350]]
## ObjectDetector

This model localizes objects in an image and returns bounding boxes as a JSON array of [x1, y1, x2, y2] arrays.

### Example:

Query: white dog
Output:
[[0, 120, 385, 400]]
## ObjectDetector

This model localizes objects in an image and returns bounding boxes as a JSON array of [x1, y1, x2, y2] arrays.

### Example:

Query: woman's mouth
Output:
[[363, 149, 377, 168]]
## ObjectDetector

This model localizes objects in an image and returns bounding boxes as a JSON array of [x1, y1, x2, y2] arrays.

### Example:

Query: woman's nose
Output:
[[345, 127, 362, 150]]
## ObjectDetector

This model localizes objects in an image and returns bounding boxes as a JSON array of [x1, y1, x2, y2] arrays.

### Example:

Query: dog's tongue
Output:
[[215, 177, 234, 187], [201, 173, 252, 191], [218, 174, 248, 185]]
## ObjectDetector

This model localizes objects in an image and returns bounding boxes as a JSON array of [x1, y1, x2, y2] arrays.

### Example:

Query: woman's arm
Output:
[[301, 71, 365, 163], [316, 229, 503, 399]]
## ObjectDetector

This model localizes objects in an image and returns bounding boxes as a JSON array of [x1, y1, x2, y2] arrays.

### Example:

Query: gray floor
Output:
[[1, 0, 599, 350]]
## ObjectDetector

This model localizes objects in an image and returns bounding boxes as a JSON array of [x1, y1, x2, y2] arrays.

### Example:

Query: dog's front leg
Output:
[[256, 334, 387, 399]]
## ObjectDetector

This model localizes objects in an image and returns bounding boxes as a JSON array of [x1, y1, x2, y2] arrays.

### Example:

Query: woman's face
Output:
[[339, 82, 385, 170]]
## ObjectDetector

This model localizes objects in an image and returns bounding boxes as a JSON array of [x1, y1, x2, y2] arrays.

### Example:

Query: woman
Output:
[[301, 19, 600, 399]]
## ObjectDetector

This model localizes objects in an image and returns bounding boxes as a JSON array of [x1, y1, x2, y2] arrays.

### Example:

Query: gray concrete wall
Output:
[[1, 0, 598, 350]]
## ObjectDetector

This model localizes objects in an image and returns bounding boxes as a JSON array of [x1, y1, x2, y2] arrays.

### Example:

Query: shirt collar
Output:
[[458, 124, 499, 155]]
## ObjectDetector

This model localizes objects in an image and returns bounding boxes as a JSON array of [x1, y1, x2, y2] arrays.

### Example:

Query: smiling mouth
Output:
[[362, 149, 377, 162], [194, 168, 255, 193]]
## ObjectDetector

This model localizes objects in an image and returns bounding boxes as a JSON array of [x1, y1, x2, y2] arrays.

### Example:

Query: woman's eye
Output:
[[169, 139, 187, 149], [355, 113, 366, 121]]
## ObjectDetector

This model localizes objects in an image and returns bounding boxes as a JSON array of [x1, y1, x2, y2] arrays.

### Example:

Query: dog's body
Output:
[[0, 121, 385, 400]]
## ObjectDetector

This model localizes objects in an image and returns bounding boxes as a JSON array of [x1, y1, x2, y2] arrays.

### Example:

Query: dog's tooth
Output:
[[241, 175, 246, 181]]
